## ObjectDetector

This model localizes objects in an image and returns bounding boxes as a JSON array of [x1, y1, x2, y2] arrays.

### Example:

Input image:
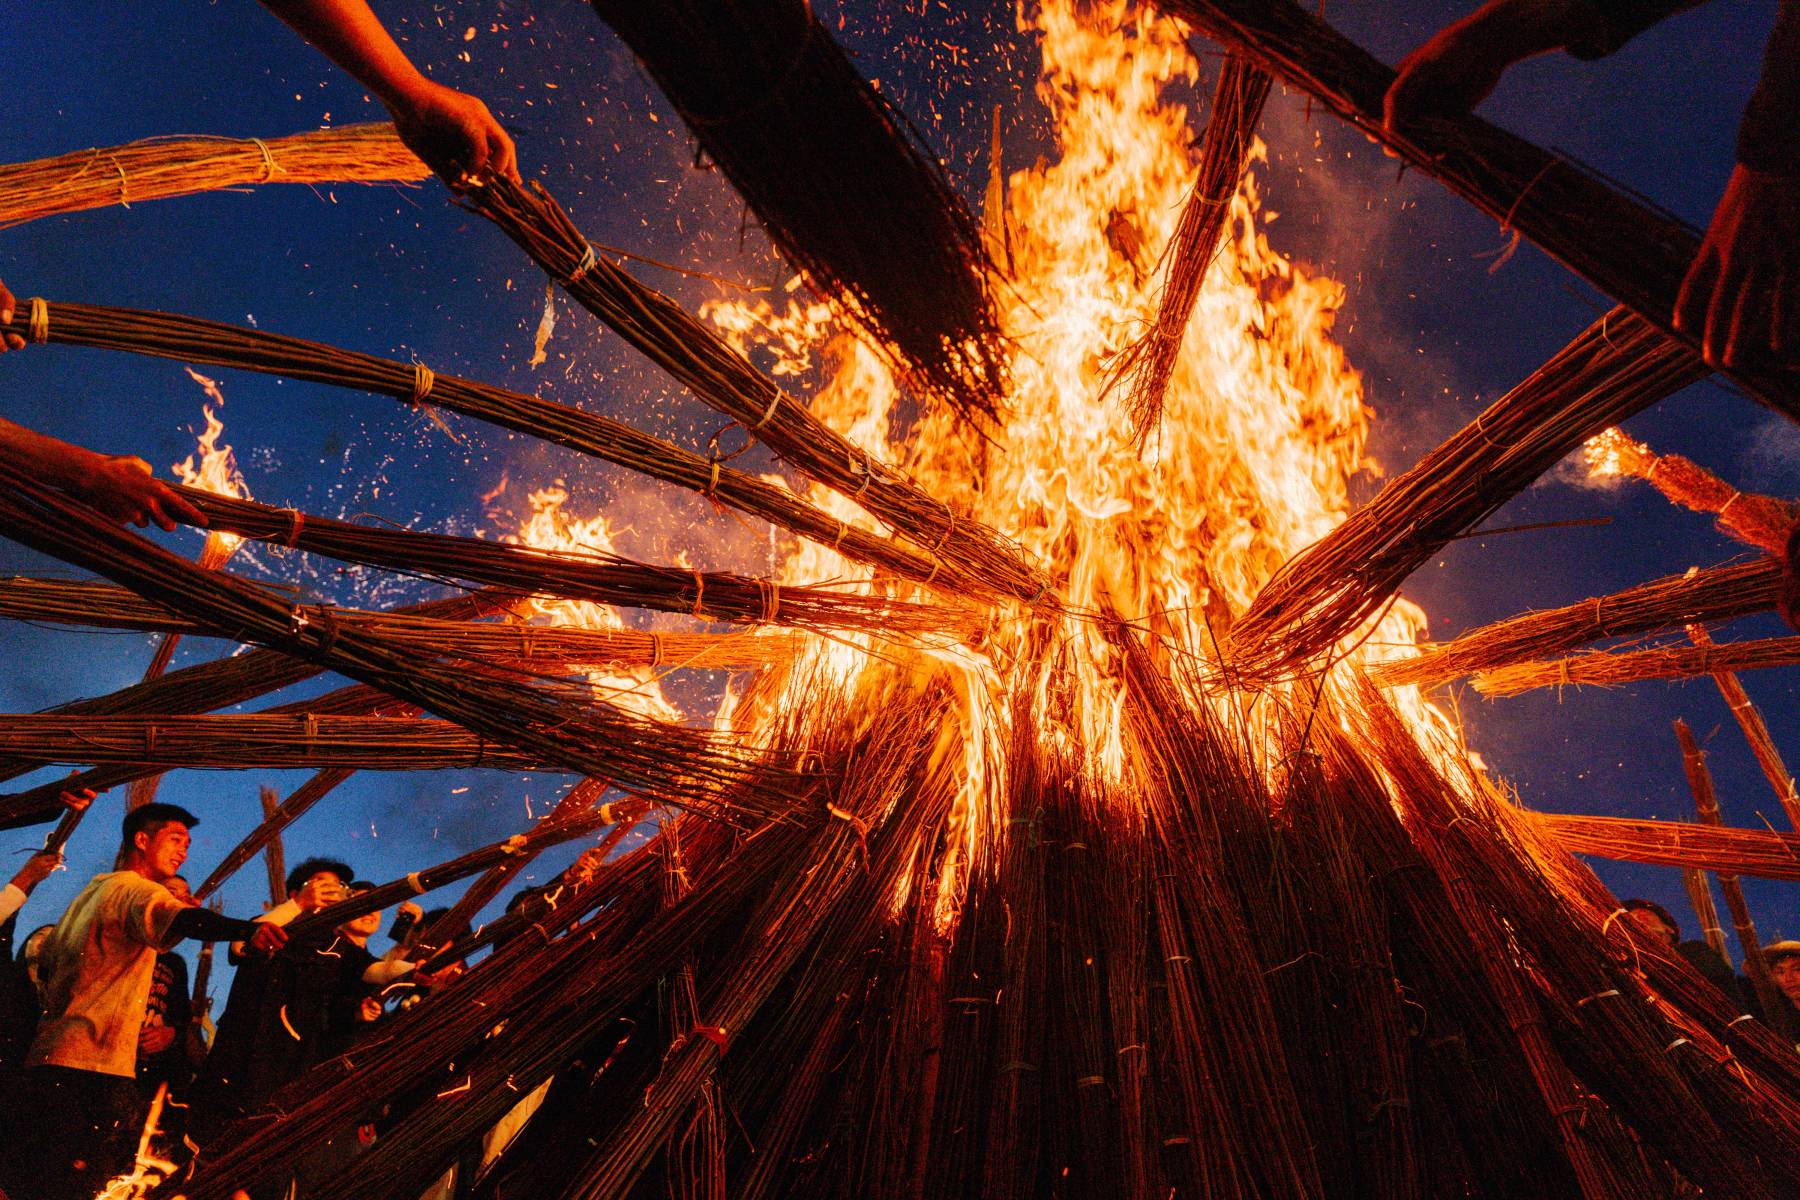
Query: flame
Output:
[[507, 486, 684, 724], [524, 0, 1464, 930], [172, 373, 251, 565], [1581, 426, 1650, 479]]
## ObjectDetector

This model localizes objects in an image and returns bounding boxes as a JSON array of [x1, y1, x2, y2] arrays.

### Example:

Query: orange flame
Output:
[[173, 371, 251, 565]]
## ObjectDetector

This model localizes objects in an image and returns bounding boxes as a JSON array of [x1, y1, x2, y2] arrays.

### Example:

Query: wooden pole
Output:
[[258, 785, 289, 910], [1674, 719, 1789, 1035], [1681, 868, 1729, 962]]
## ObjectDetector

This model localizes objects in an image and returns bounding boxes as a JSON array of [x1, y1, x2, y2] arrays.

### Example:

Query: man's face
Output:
[[136, 822, 191, 882], [164, 876, 193, 905], [1626, 907, 1676, 946], [1771, 955, 1800, 1004], [342, 889, 382, 939]]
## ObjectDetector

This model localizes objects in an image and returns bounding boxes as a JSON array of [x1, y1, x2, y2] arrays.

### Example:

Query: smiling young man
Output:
[[2, 803, 285, 1200]]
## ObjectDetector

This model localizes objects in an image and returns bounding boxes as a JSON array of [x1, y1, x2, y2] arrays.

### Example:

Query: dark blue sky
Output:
[[2, 0, 1795, 990]]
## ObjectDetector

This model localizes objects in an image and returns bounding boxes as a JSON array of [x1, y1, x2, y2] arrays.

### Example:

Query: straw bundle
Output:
[[586, 0, 1007, 423], [256, 786, 288, 909], [0, 576, 791, 672], [278, 802, 632, 944], [1689, 625, 1800, 830], [0, 465, 793, 825], [1472, 632, 1800, 697], [168, 485, 964, 640], [469, 179, 1053, 605], [194, 768, 354, 902], [0, 299, 969, 596], [0, 681, 411, 832], [1531, 811, 1800, 882], [0, 713, 551, 772], [1234, 308, 1701, 674], [1159, 0, 1800, 424], [1371, 557, 1784, 690], [1107, 57, 1270, 441], [1583, 428, 1797, 553], [0, 124, 428, 230]]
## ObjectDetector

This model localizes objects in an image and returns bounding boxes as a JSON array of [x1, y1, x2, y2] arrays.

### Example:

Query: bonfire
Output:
[[2, 2, 1799, 1199]]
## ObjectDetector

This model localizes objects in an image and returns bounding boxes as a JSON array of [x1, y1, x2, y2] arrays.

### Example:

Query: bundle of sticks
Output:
[[1156, 0, 1800, 423], [0, 298, 975, 597], [1107, 57, 1271, 441], [0, 124, 428, 229], [587, 0, 1008, 423], [0, 464, 798, 825], [1583, 427, 1797, 554], [469, 178, 1053, 606], [0, 576, 794, 673], [1232, 308, 1701, 675]]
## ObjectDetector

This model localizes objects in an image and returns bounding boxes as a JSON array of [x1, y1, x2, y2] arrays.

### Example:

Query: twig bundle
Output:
[[1106, 57, 1270, 441], [0, 124, 428, 229], [0, 680, 409, 832], [0, 465, 794, 825], [1234, 308, 1702, 674], [279, 803, 632, 943], [1158, 0, 1800, 423], [1682, 867, 1729, 961], [0, 713, 550, 771], [1690, 624, 1800, 830], [1532, 811, 1800, 882], [470, 179, 1053, 605], [1471, 632, 1800, 697], [194, 768, 354, 902], [1371, 557, 1784, 690], [1584, 428, 1797, 553], [170, 486, 968, 640], [0, 576, 791, 671], [256, 786, 288, 910], [0, 299, 965, 595], [587, 0, 1008, 423]]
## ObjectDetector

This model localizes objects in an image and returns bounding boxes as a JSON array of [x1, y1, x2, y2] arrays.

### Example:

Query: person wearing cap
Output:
[[1764, 940, 1800, 1011], [1, 802, 285, 1200]]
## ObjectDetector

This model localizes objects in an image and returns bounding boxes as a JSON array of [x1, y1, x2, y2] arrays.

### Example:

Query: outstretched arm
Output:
[[257, 0, 519, 187]]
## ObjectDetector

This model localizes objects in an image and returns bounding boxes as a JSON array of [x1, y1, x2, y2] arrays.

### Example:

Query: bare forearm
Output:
[[0, 417, 108, 494], [257, 0, 429, 109]]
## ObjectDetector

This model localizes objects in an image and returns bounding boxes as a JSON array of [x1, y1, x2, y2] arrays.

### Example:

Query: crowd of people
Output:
[[0, 797, 604, 1199]]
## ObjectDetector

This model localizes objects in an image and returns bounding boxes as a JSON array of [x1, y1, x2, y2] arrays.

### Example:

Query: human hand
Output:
[[0, 279, 22, 352], [1674, 166, 1800, 370], [138, 1023, 177, 1056], [247, 921, 289, 956], [397, 900, 423, 923], [296, 875, 350, 914], [58, 786, 95, 813], [1383, 18, 1516, 134], [386, 78, 519, 190], [73, 455, 209, 532], [11, 851, 63, 893]]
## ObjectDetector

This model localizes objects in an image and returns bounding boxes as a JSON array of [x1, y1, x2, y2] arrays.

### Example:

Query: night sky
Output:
[[2, 0, 1795, 1001]]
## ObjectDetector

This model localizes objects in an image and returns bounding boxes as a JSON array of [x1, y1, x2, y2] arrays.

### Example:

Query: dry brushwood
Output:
[[1159, 0, 1800, 424], [169, 485, 967, 640], [1472, 632, 1800, 697], [1372, 557, 1784, 690], [0, 298, 970, 597], [469, 178, 1053, 605], [1107, 57, 1270, 441], [1688, 625, 1800, 829], [1234, 307, 1702, 674], [195, 768, 354, 901], [0, 713, 551, 772], [0, 124, 428, 229], [1585, 428, 1797, 553], [0, 576, 791, 671], [587, 0, 1008, 422], [0, 465, 796, 825], [1530, 811, 1800, 883]]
